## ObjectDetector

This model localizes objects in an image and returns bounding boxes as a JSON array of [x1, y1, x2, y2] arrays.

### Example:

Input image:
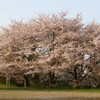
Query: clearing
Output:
[[0, 90, 100, 100]]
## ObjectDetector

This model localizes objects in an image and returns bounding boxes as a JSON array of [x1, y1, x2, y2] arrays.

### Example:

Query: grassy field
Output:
[[0, 90, 100, 100], [0, 84, 100, 100]]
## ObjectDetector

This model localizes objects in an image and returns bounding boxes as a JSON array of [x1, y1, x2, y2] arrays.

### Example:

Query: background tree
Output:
[[0, 12, 100, 88]]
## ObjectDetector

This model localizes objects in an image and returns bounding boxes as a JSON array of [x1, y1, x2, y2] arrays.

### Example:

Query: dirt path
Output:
[[0, 90, 100, 99]]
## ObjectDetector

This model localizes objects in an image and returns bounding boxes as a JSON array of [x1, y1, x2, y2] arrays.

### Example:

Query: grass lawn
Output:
[[0, 84, 100, 100], [0, 90, 100, 100], [0, 83, 100, 92]]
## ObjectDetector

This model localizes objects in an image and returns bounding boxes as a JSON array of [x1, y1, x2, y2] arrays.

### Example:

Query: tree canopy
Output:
[[0, 12, 100, 88]]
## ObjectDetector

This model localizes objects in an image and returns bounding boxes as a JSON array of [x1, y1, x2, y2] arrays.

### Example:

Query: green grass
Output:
[[0, 83, 100, 92], [0, 84, 16, 89], [0, 84, 100, 100]]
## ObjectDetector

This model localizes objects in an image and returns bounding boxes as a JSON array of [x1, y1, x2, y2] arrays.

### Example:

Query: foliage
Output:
[[0, 12, 100, 88]]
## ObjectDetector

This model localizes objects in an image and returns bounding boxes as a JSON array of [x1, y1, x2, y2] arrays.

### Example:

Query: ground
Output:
[[0, 84, 100, 100], [0, 90, 100, 100]]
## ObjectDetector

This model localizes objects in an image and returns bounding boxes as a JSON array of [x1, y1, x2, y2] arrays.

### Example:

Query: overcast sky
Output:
[[0, 0, 100, 26]]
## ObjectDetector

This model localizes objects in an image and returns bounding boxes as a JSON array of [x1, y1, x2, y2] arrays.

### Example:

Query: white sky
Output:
[[0, 0, 100, 26]]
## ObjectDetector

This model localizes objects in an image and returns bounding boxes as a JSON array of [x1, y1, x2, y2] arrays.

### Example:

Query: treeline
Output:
[[0, 12, 100, 88]]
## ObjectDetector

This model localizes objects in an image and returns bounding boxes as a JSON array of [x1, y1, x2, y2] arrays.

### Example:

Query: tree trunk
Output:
[[23, 79, 26, 87], [48, 72, 55, 88], [23, 75, 30, 87], [6, 76, 10, 85]]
